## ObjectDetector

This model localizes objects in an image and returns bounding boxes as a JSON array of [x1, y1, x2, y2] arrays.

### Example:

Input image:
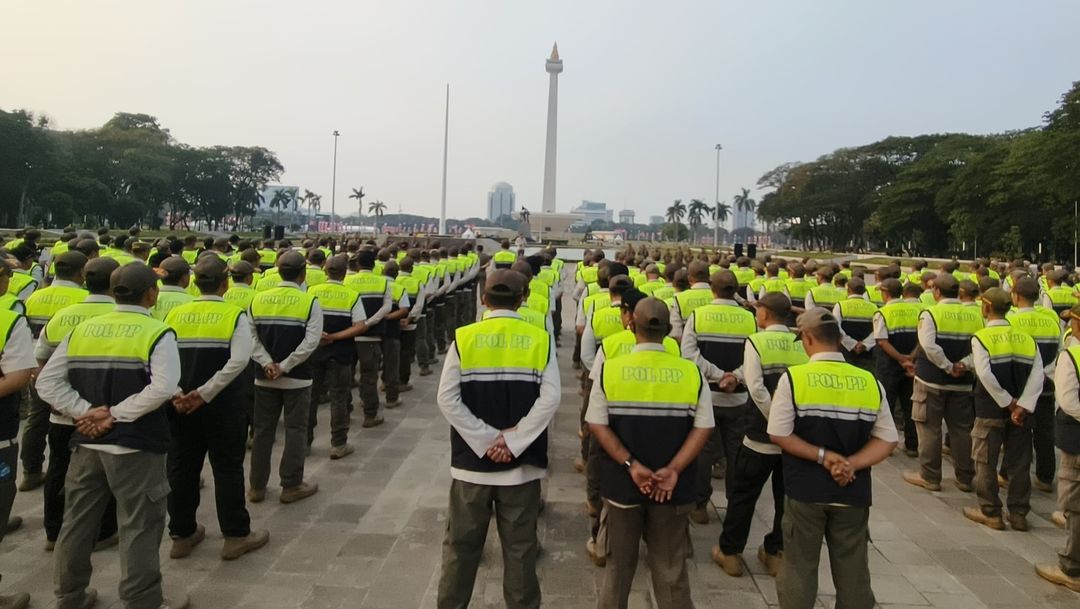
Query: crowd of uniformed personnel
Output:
[[0, 227, 491, 609], [0, 227, 1078, 609]]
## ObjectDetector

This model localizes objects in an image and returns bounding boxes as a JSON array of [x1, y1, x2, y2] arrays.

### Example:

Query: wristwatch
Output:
[[816, 447, 826, 465], [624, 457, 634, 470]]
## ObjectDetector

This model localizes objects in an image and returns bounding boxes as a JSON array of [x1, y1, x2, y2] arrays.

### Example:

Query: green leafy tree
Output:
[[665, 199, 686, 241], [369, 200, 387, 232]]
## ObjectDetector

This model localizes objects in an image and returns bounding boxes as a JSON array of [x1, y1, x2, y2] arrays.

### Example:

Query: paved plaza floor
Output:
[[1, 295, 1078, 608]]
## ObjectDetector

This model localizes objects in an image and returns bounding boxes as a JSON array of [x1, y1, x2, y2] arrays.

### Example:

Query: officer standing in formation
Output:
[[435, 270, 560, 609]]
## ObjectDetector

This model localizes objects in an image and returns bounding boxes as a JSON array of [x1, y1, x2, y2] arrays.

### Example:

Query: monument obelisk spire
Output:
[[541, 42, 562, 213]]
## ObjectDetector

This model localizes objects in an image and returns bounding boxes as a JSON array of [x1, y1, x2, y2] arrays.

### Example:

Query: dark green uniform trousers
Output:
[[779, 497, 874, 609]]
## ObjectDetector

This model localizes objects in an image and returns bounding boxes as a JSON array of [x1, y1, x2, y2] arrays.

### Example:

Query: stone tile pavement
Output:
[[0, 295, 1077, 607]]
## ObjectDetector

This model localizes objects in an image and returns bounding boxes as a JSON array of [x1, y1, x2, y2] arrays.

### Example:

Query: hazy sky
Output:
[[4, 1, 1080, 225]]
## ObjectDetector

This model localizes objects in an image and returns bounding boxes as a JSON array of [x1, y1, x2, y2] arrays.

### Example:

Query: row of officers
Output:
[[559, 255, 1080, 608], [0, 236, 502, 609]]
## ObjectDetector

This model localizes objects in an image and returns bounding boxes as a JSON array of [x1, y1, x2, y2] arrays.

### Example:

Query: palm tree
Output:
[[349, 187, 365, 226], [733, 187, 756, 226], [269, 188, 293, 225], [687, 199, 709, 244], [665, 199, 686, 242], [369, 200, 387, 233], [712, 201, 731, 246]]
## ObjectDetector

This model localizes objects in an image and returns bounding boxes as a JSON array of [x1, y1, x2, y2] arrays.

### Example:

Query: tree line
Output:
[[755, 81, 1080, 261], [0, 111, 284, 231]]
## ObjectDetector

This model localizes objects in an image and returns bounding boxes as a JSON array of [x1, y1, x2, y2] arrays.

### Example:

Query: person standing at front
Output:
[[248, 251, 323, 504], [588, 298, 713, 609], [37, 263, 189, 609], [904, 273, 983, 493], [962, 288, 1042, 531], [0, 297, 37, 609], [344, 250, 392, 428], [1035, 303, 1080, 591], [164, 257, 270, 560], [768, 309, 898, 609], [435, 270, 560, 609]]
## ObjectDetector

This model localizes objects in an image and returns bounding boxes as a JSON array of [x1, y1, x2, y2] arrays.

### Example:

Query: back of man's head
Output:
[[710, 270, 738, 299], [632, 298, 670, 342]]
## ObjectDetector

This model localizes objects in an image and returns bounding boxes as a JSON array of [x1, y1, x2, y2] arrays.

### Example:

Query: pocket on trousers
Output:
[[1060, 454, 1080, 481], [969, 423, 990, 463], [911, 399, 927, 423], [147, 482, 171, 504]]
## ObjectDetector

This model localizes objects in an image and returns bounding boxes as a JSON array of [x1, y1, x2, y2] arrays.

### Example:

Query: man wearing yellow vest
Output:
[[832, 278, 878, 372], [435, 270, 559, 609], [37, 262, 190, 609], [1008, 277, 1061, 493], [805, 266, 842, 311], [587, 297, 713, 609], [681, 270, 757, 525], [962, 288, 1043, 532], [379, 260, 412, 409], [248, 251, 323, 505], [1036, 303, 1080, 591], [5, 245, 39, 302], [0, 276, 37, 609], [768, 308, 897, 609], [872, 278, 923, 457], [0, 260, 26, 316], [712, 293, 807, 578], [35, 256, 120, 554], [669, 260, 714, 340], [395, 257, 427, 391], [165, 257, 269, 560], [492, 239, 516, 269], [152, 257, 194, 321], [1040, 269, 1076, 317], [19, 251, 89, 492], [904, 273, 983, 493], [345, 250, 393, 427]]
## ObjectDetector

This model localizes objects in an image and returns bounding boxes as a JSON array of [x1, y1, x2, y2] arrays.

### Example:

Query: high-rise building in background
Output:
[[570, 200, 613, 224], [618, 209, 635, 224], [486, 182, 516, 220], [649, 215, 666, 226], [734, 207, 757, 233]]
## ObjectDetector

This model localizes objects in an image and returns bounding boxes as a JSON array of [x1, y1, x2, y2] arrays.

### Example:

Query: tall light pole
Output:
[[331, 130, 340, 232], [714, 144, 722, 247], [440, 84, 449, 235]]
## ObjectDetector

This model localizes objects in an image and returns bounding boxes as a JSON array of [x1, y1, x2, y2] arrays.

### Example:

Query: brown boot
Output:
[[221, 529, 270, 560], [903, 471, 941, 492], [169, 524, 206, 559], [0, 592, 30, 609], [362, 415, 385, 428], [17, 471, 44, 492], [758, 546, 782, 577], [1006, 512, 1029, 531], [962, 507, 1005, 531], [585, 537, 606, 567], [1035, 564, 1080, 592], [247, 487, 266, 503], [419, 365, 432, 376], [399, 383, 413, 393], [1051, 511, 1067, 529], [280, 481, 319, 504], [710, 546, 743, 577]]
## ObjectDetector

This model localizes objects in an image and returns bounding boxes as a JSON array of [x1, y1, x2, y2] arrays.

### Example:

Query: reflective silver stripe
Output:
[[321, 309, 352, 317], [937, 332, 976, 340], [888, 328, 918, 334], [988, 354, 1036, 365], [607, 400, 696, 411], [760, 364, 792, 374], [695, 333, 749, 343], [794, 402, 879, 423], [461, 370, 542, 383], [254, 317, 306, 327], [177, 339, 231, 349], [69, 360, 149, 371], [609, 407, 696, 418]]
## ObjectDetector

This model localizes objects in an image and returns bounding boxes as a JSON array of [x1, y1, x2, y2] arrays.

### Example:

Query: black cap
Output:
[[277, 250, 305, 270], [160, 256, 191, 275], [194, 257, 228, 283], [111, 263, 160, 298], [325, 254, 348, 274], [84, 257, 120, 285], [484, 269, 526, 299], [54, 251, 88, 276]]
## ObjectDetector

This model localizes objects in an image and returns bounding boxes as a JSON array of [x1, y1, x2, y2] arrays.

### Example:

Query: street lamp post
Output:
[[440, 84, 450, 235], [331, 130, 340, 232], [714, 144, 722, 247]]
